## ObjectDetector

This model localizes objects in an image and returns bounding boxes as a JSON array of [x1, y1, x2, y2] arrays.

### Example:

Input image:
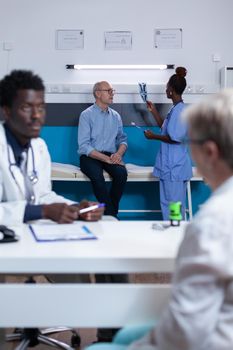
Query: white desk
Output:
[[0, 221, 185, 274], [0, 221, 186, 328]]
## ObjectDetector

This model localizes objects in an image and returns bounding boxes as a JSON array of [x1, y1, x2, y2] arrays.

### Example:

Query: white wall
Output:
[[0, 0, 233, 100]]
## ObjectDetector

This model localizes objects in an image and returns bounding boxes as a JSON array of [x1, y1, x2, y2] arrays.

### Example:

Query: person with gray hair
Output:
[[86, 89, 233, 350], [78, 81, 128, 218]]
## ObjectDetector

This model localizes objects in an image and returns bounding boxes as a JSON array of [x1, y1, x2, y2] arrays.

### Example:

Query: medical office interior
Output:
[[1, 0, 233, 348], [1, 0, 233, 220]]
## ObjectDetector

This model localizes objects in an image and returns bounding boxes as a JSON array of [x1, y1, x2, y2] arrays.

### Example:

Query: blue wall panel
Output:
[[41, 126, 79, 165], [41, 126, 161, 166]]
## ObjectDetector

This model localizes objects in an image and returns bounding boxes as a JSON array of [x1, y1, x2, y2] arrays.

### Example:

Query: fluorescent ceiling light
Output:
[[66, 64, 174, 70]]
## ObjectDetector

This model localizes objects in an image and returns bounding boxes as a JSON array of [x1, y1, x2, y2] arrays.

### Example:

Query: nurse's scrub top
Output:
[[153, 101, 193, 181]]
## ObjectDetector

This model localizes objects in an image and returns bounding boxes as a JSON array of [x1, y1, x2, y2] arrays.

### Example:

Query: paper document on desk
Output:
[[30, 222, 97, 242]]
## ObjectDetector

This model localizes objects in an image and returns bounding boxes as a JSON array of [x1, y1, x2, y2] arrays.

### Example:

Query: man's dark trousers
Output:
[[80, 154, 128, 217]]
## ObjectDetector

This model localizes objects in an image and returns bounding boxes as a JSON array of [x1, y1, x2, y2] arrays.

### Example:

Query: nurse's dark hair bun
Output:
[[168, 66, 187, 94], [176, 66, 187, 78]]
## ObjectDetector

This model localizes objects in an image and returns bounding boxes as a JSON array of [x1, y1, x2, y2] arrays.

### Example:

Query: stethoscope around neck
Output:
[[7, 143, 39, 186]]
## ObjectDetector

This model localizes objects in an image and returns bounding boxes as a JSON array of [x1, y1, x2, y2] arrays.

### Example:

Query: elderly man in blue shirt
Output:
[[78, 81, 128, 218]]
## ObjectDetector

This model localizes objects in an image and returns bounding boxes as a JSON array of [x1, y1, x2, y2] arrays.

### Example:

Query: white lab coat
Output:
[[129, 176, 233, 350], [0, 123, 72, 225]]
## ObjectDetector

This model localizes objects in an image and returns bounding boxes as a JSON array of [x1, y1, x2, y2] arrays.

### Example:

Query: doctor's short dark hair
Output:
[[0, 70, 45, 108]]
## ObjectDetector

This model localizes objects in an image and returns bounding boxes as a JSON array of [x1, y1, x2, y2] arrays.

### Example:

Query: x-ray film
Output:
[[138, 82, 147, 103]]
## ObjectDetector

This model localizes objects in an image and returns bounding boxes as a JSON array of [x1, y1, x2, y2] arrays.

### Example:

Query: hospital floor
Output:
[[4, 273, 171, 349]]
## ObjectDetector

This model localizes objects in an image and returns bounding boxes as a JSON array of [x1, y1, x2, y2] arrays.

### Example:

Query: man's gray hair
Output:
[[93, 81, 106, 98], [183, 89, 233, 169]]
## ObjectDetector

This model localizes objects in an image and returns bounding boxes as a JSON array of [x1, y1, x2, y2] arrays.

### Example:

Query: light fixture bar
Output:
[[66, 64, 174, 70]]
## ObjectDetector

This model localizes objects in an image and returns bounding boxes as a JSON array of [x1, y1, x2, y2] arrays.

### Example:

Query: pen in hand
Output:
[[79, 203, 105, 214]]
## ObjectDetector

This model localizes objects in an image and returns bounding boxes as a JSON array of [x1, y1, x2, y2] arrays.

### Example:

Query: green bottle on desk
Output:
[[169, 202, 182, 226]]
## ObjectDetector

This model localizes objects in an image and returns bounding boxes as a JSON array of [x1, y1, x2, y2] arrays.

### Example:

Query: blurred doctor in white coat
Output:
[[0, 70, 104, 225]]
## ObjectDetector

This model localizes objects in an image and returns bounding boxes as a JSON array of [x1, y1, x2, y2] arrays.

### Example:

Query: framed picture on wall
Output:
[[154, 28, 182, 49], [104, 31, 132, 50], [56, 29, 84, 50]]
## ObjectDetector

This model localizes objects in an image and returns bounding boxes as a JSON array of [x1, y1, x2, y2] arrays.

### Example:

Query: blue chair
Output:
[[85, 323, 156, 350]]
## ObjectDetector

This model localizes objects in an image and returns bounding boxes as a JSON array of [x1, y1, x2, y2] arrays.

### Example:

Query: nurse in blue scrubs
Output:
[[144, 67, 193, 220]]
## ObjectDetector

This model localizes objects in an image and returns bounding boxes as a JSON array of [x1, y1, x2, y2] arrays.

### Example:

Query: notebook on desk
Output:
[[29, 222, 97, 242]]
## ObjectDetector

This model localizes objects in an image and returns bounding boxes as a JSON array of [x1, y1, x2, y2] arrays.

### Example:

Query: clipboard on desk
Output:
[[29, 222, 97, 242]]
